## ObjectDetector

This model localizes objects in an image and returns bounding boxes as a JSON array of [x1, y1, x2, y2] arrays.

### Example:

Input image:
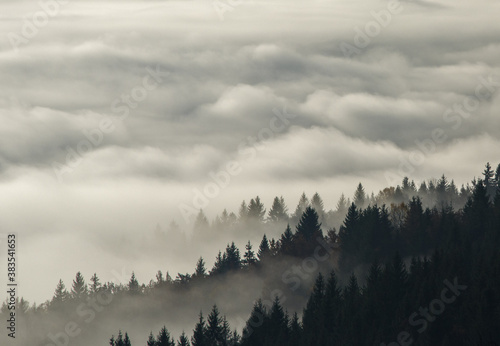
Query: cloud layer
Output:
[[0, 0, 499, 302]]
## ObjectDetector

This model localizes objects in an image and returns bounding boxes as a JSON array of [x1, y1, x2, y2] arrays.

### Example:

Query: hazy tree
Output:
[[247, 196, 266, 222], [194, 210, 210, 234], [124, 332, 132, 346], [293, 192, 310, 220], [354, 183, 366, 208], [243, 241, 257, 266], [52, 279, 69, 306], [128, 272, 140, 294], [336, 193, 348, 215], [224, 242, 241, 271], [89, 273, 101, 293], [311, 192, 325, 219], [268, 196, 288, 222], [178, 331, 190, 346], [71, 271, 88, 299], [238, 201, 248, 221], [193, 257, 207, 279], [147, 332, 156, 346]]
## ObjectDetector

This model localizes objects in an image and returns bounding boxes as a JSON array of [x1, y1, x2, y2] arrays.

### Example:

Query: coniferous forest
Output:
[[2, 162, 500, 345]]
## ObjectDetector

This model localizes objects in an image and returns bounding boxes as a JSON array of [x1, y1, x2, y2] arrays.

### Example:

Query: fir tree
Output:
[[89, 273, 101, 293], [128, 272, 140, 294], [257, 234, 270, 260], [178, 331, 190, 346], [354, 183, 366, 208], [193, 257, 207, 279], [243, 241, 257, 266], [51, 279, 69, 307], [205, 305, 223, 346], [268, 196, 288, 222], [157, 326, 175, 346], [71, 271, 88, 299], [147, 332, 156, 346], [192, 312, 207, 346]]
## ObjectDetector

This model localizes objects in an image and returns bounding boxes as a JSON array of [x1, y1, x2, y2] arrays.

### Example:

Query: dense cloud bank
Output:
[[0, 0, 499, 302]]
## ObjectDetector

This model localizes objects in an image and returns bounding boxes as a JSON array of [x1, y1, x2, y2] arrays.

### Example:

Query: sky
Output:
[[0, 0, 499, 304]]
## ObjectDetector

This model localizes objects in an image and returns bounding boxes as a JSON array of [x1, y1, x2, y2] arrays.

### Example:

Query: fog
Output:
[[0, 0, 499, 343]]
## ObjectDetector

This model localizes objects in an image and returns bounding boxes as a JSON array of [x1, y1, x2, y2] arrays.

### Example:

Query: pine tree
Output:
[[147, 331, 156, 346], [243, 241, 256, 266], [311, 192, 325, 219], [302, 273, 325, 345], [192, 312, 207, 346], [293, 192, 309, 220], [238, 201, 248, 222], [268, 196, 288, 222], [484, 162, 496, 200], [289, 312, 302, 346], [279, 224, 294, 255], [495, 163, 500, 189], [71, 271, 88, 299], [323, 271, 341, 345], [339, 203, 360, 258], [89, 273, 101, 293], [115, 331, 125, 346], [247, 196, 266, 222], [178, 331, 190, 346], [268, 296, 288, 345], [193, 257, 207, 279], [354, 183, 366, 208], [258, 234, 270, 260], [295, 206, 322, 241], [156, 326, 175, 346], [124, 332, 132, 346], [206, 305, 223, 346], [128, 272, 140, 294], [211, 251, 227, 275], [336, 193, 348, 215], [225, 242, 241, 271], [241, 300, 268, 346], [52, 279, 69, 306]]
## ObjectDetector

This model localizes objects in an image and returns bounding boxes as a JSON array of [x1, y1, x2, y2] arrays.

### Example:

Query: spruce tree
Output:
[[206, 305, 223, 346], [157, 326, 175, 346], [71, 272, 88, 299], [293, 192, 309, 220], [243, 241, 256, 266], [89, 273, 101, 293], [192, 312, 206, 346], [128, 272, 140, 294], [178, 331, 190, 346], [147, 332, 156, 346], [295, 207, 322, 241], [52, 279, 69, 307], [194, 257, 207, 279], [354, 183, 366, 208], [258, 234, 270, 260]]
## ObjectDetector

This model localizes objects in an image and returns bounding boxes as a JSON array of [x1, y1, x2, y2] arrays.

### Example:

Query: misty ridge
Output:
[[2, 162, 500, 346]]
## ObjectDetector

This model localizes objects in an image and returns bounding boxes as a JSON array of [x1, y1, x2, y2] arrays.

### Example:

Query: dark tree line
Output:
[[3, 163, 500, 346], [103, 163, 500, 346]]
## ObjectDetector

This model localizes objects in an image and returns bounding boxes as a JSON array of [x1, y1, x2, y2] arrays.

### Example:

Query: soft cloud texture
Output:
[[0, 0, 499, 303]]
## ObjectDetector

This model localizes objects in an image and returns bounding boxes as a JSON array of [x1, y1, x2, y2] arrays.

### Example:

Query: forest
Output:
[[3, 163, 500, 346]]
